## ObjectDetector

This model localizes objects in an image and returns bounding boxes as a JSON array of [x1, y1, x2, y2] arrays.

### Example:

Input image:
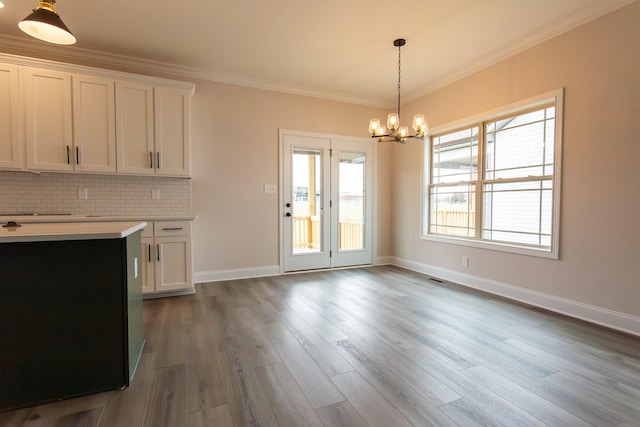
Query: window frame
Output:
[[421, 89, 563, 259]]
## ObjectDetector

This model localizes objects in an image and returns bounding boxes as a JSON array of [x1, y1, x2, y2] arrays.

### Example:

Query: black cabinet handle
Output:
[[147, 244, 151, 262], [149, 151, 153, 168], [157, 152, 160, 169], [162, 227, 183, 231], [156, 244, 160, 262], [76, 146, 79, 165], [66, 146, 70, 164]]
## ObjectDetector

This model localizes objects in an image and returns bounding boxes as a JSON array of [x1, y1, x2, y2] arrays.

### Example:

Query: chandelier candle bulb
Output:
[[412, 114, 427, 136], [387, 113, 399, 131], [368, 119, 381, 135]]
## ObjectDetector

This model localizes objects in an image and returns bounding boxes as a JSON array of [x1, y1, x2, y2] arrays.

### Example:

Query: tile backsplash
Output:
[[0, 171, 192, 216]]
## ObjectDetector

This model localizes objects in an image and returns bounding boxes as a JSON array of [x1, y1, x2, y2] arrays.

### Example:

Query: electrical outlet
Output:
[[152, 189, 161, 200], [462, 256, 469, 268], [78, 188, 88, 200], [264, 184, 277, 194]]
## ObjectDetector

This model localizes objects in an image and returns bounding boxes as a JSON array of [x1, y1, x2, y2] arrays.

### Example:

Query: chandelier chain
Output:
[[397, 43, 401, 119]]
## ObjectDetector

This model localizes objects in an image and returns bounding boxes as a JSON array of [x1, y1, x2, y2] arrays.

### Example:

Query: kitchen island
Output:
[[0, 221, 146, 412]]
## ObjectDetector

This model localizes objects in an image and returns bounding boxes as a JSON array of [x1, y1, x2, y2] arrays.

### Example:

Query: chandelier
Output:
[[368, 39, 427, 143]]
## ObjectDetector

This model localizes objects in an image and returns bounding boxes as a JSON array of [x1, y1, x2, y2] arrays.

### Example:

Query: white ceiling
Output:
[[0, 0, 634, 107]]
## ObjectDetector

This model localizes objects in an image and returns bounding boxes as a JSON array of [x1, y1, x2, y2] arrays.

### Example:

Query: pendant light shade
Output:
[[19, 1, 76, 45]]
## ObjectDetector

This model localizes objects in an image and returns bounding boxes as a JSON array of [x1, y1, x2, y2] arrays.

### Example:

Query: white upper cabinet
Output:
[[115, 81, 155, 175], [24, 69, 117, 173], [2, 54, 194, 177], [116, 83, 192, 177], [72, 74, 117, 173], [0, 63, 22, 170], [23, 67, 74, 171], [154, 87, 191, 176]]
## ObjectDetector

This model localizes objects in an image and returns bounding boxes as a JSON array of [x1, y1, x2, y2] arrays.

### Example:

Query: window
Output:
[[423, 90, 563, 258]]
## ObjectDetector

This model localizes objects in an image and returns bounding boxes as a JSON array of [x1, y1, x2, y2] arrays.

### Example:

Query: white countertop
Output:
[[0, 215, 196, 223], [0, 221, 147, 243]]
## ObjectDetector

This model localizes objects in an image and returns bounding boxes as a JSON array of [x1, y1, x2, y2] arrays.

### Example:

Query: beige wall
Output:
[[189, 82, 391, 273], [394, 1, 640, 319]]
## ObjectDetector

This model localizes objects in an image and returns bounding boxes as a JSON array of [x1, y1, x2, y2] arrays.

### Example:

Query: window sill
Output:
[[420, 233, 559, 260]]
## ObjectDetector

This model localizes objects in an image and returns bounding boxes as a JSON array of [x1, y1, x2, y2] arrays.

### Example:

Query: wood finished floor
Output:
[[1, 266, 639, 426]]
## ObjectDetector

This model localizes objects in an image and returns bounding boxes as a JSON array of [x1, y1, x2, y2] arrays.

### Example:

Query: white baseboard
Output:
[[392, 256, 640, 337], [143, 288, 195, 299], [194, 265, 280, 283], [375, 255, 396, 265]]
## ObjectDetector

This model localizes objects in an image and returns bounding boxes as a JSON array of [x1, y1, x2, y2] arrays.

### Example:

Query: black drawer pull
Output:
[[162, 227, 183, 231]]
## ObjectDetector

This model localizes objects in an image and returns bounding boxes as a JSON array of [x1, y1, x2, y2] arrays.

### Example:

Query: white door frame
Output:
[[279, 129, 377, 274]]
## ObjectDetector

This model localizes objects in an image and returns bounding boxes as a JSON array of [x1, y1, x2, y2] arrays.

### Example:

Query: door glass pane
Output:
[[292, 149, 322, 254], [339, 151, 365, 251]]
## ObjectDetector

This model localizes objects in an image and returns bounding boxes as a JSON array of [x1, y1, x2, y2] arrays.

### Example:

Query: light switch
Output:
[[264, 184, 277, 194], [78, 188, 88, 200], [152, 189, 161, 200]]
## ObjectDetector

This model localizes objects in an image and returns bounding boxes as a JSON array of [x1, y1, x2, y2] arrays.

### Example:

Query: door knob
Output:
[[285, 212, 291, 217], [286, 203, 291, 208]]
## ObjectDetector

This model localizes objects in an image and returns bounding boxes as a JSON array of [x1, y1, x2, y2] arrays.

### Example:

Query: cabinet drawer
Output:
[[154, 220, 191, 236]]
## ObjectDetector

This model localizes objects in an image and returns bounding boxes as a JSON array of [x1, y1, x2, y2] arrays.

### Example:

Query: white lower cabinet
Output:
[[141, 220, 193, 296]]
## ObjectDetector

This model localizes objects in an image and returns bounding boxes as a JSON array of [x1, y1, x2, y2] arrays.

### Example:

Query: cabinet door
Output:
[[115, 81, 154, 174], [0, 63, 22, 170], [141, 236, 155, 294], [72, 75, 116, 173], [23, 67, 73, 171], [155, 235, 192, 292], [154, 87, 191, 176]]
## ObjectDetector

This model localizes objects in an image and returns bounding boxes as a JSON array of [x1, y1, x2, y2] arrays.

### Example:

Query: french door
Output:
[[280, 131, 374, 272]]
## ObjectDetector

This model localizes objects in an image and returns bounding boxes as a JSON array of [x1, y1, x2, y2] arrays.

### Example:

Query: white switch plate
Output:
[[78, 188, 88, 200], [462, 256, 469, 268], [264, 184, 277, 194], [152, 189, 161, 200]]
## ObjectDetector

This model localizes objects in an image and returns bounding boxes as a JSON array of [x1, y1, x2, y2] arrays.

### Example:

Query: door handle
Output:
[[285, 212, 291, 217]]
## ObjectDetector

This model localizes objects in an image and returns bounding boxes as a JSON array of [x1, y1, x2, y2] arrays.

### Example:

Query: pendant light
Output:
[[18, 0, 76, 45], [368, 39, 427, 143]]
